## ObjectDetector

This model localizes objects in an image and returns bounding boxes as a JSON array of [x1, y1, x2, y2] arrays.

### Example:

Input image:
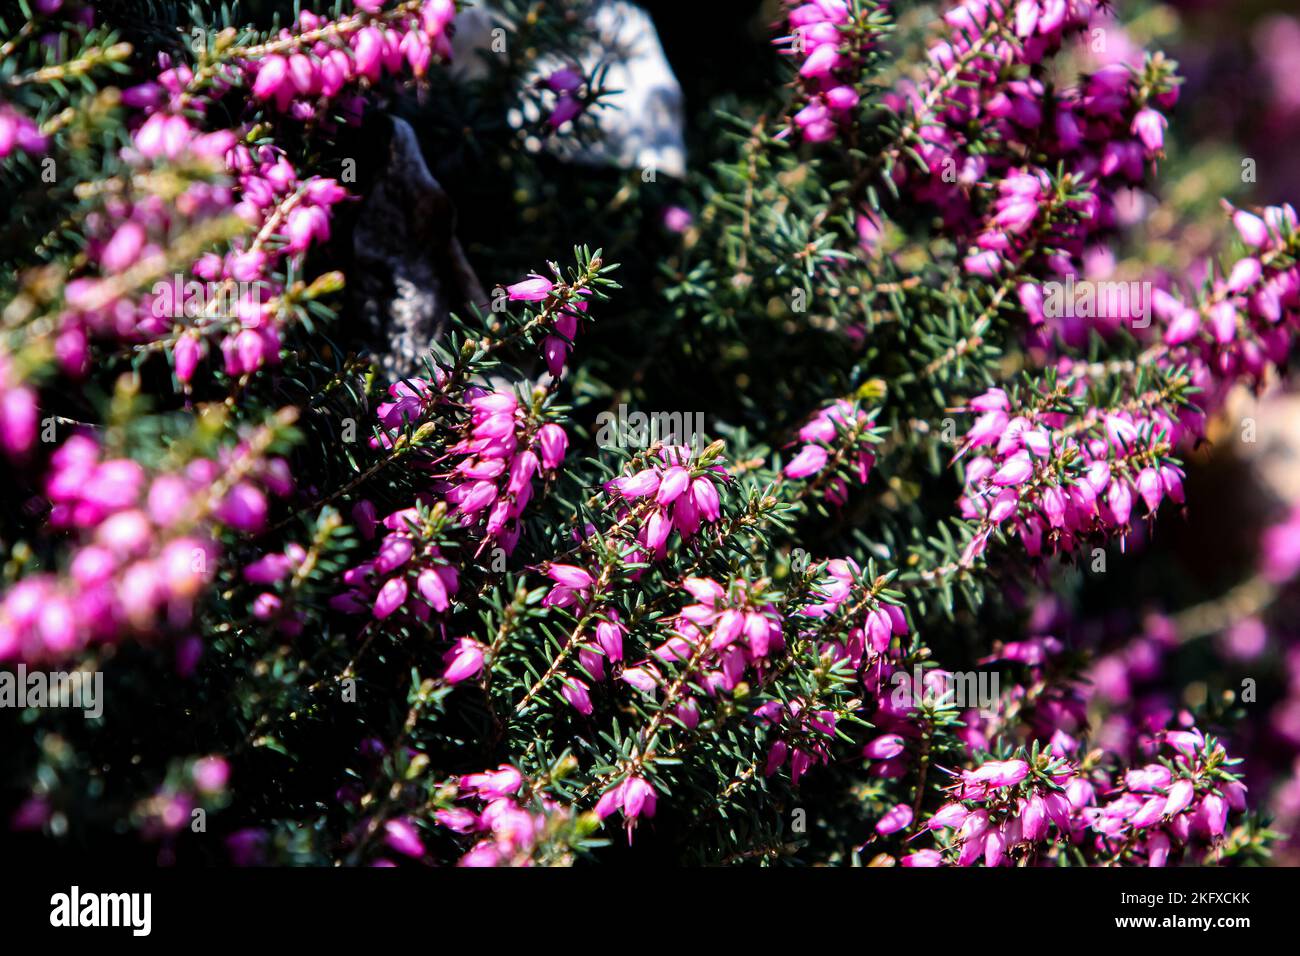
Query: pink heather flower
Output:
[[373, 576, 408, 618], [1163, 778, 1195, 817], [252, 55, 290, 101], [352, 27, 385, 82], [690, 477, 721, 521], [543, 67, 584, 93], [442, 637, 485, 684], [173, 334, 203, 383], [656, 465, 690, 505], [902, 849, 943, 867], [962, 758, 1030, 795], [863, 734, 906, 760], [251, 592, 281, 619], [416, 567, 453, 612], [612, 468, 660, 499], [434, 807, 478, 833], [1227, 257, 1262, 294], [1194, 794, 1228, 837], [562, 677, 593, 715], [460, 764, 523, 798], [622, 777, 657, 820], [542, 335, 568, 377], [663, 206, 693, 232], [1131, 108, 1166, 153], [546, 563, 593, 590], [1146, 830, 1171, 867], [992, 452, 1033, 486], [0, 387, 37, 456], [192, 756, 230, 793], [537, 424, 567, 469], [784, 444, 827, 479], [216, 482, 268, 531], [1164, 307, 1200, 345], [383, 818, 425, 858], [595, 613, 625, 663], [101, 222, 146, 272], [963, 250, 1001, 277], [876, 803, 913, 835], [1234, 209, 1270, 249], [799, 43, 840, 78], [621, 666, 658, 695], [506, 275, 554, 301]]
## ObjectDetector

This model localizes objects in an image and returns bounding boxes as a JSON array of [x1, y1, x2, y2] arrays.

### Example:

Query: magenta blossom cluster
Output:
[[1, 430, 289, 663], [896, 0, 1173, 277], [778, 1, 873, 143], [433, 763, 575, 866], [29, 0, 460, 400], [250, 2, 456, 113], [441, 386, 567, 552], [1082, 734, 1245, 861], [915, 729, 1247, 866], [1147, 203, 1300, 405], [330, 377, 569, 621], [783, 398, 876, 504], [596, 444, 728, 562], [505, 273, 591, 379], [955, 384, 1187, 562]]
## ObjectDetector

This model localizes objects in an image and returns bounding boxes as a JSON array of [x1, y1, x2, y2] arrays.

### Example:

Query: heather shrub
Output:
[[1, 0, 1295, 867]]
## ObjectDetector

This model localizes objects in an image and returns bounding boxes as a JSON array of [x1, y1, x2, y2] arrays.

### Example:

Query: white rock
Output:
[[452, 0, 686, 179]]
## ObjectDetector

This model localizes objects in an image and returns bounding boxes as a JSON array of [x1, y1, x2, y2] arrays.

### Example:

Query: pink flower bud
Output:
[[690, 477, 721, 521], [443, 637, 485, 684], [506, 275, 554, 301], [547, 563, 593, 590], [1163, 778, 1195, 817], [863, 734, 905, 760], [656, 465, 690, 505], [876, 803, 913, 835], [784, 443, 827, 479], [561, 677, 593, 715], [383, 818, 425, 858], [173, 333, 203, 383], [373, 576, 408, 618], [537, 424, 567, 470]]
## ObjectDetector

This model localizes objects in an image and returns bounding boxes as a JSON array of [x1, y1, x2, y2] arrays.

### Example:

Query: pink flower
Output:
[[863, 734, 905, 760], [373, 576, 408, 618], [902, 849, 943, 867], [252, 55, 291, 101], [460, 764, 523, 798], [546, 563, 593, 589], [655, 466, 690, 505], [506, 275, 554, 301], [623, 777, 657, 820], [1162, 778, 1195, 818], [537, 424, 567, 469], [562, 677, 593, 715], [1131, 108, 1166, 153], [383, 818, 425, 858], [443, 637, 485, 684], [785, 444, 827, 479], [192, 756, 230, 793], [876, 803, 913, 835]]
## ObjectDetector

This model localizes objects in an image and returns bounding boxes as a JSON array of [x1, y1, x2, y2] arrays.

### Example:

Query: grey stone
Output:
[[350, 115, 487, 380]]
